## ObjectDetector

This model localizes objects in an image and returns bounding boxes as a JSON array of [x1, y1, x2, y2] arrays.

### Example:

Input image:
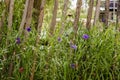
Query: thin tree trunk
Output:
[[36, 0, 46, 44], [6, 0, 14, 45], [49, 0, 58, 36], [5, 0, 10, 6], [73, 0, 82, 36], [2, 0, 10, 32], [86, 0, 94, 30], [1, 1, 9, 75], [117, 0, 120, 25], [33, 0, 41, 29], [113, 0, 116, 21], [105, 0, 110, 26], [0, 10, 5, 31], [33, 0, 41, 10], [30, 0, 46, 80], [29, 52, 36, 80], [8, 0, 14, 31], [8, 51, 15, 77], [7, 0, 15, 77], [24, 0, 34, 38], [59, 0, 69, 35], [0, 10, 5, 43], [93, 0, 101, 25], [19, 0, 29, 35], [4, 0, 10, 11]]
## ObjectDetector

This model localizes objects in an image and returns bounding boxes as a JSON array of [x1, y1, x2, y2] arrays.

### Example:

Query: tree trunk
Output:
[[8, 0, 14, 31], [19, 0, 29, 35], [8, 51, 15, 77], [0, 10, 5, 42], [36, 0, 46, 44], [49, 0, 58, 36], [73, 0, 82, 36], [33, 0, 41, 29], [7, 0, 15, 77], [24, 0, 34, 38], [37, 0, 46, 35], [0, 10, 5, 31], [86, 0, 94, 30], [6, 0, 14, 45], [59, 0, 69, 35], [30, 1, 46, 80], [93, 0, 101, 25], [0, 0, 9, 76], [117, 0, 120, 25], [105, 0, 110, 26], [4, 0, 10, 11], [33, 0, 41, 10]]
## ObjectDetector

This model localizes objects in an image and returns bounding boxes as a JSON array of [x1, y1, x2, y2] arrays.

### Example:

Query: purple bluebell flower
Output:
[[70, 63, 76, 69], [26, 27, 31, 32], [16, 37, 20, 44], [70, 44, 77, 50], [82, 34, 89, 40], [58, 37, 61, 42]]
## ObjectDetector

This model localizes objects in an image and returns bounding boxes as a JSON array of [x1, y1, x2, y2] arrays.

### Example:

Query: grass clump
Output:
[[0, 23, 120, 80]]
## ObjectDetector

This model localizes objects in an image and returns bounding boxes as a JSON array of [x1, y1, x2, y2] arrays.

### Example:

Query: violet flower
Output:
[[16, 37, 20, 44], [26, 27, 31, 32], [70, 63, 76, 69], [82, 34, 89, 40], [58, 37, 61, 42], [70, 44, 77, 50]]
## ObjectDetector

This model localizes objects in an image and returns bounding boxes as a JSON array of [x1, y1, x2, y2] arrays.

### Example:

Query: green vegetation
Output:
[[0, 0, 120, 80]]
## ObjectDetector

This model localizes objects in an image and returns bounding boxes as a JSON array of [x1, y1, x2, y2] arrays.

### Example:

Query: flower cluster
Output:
[[16, 27, 31, 44], [69, 34, 89, 49]]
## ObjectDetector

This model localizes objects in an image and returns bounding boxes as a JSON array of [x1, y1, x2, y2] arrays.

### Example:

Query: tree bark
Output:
[[8, 51, 15, 77], [6, 0, 14, 45], [0, 10, 5, 30], [24, 0, 34, 37], [73, 0, 82, 36], [93, 0, 101, 25], [8, 0, 14, 31], [105, 0, 110, 26], [86, 0, 94, 30], [7, 0, 15, 77], [59, 0, 69, 35], [37, 0, 46, 35], [33, 0, 41, 10], [33, 0, 41, 29], [30, 1, 46, 80], [0, 0, 9, 76], [49, 0, 58, 36], [117, 0, 120, 25], [0, 10, 5, 41], [19, 0, 29, 35], [4, 0, 10, 11], [36, 0, 46, 44]]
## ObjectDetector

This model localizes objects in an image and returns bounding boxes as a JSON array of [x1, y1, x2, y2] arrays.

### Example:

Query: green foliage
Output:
[[1, 20, 120, 79], [1, 0, 120, 80]]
